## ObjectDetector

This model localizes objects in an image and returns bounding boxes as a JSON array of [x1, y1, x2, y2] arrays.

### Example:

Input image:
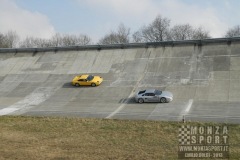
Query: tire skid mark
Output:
[[0, 87, 56, 116]]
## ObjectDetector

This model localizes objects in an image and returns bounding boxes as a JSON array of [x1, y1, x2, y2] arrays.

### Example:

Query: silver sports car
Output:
[[135, 89, 173, 103]]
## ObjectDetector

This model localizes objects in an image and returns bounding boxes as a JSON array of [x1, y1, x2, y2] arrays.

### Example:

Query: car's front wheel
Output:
[[160, 97, 167, 103], [138, 98, 144, 104], [91, 83, 96, 87]]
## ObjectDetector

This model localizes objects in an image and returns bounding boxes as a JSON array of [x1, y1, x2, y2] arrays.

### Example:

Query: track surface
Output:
[[1, 43, 240, 123]]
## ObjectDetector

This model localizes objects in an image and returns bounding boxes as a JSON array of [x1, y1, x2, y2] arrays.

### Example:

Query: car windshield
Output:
[[154, 90, 162, 95], [87, 75, 94, 81]]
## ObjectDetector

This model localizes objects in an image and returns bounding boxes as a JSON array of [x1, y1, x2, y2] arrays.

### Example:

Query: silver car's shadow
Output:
[[118, 97, 136, 104]]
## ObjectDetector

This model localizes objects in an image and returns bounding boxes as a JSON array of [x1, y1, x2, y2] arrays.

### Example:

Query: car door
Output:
[[85, 79, 92, 86], [143, 93, 155, 102], [142, 93, 150, 102], [78, 79, 88, 86], [148, 93, 159, 102]]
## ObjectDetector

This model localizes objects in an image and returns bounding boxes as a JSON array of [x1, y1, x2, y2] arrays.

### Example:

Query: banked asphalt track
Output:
[[1, 38, 240, 123]]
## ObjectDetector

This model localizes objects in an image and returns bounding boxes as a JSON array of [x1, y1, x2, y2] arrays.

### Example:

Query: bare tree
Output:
[[60, 34, 92, 46], [19, 37, 41, 48], [20, 37, 55, 48], [170, 24, 193, 41], [192, 27, 211, 40], [116, 23, 130, 43], [0, 31, 19, 48], [99, 32, 118, 44], [50, 33, 62, 47], [4, 31, 20, 48], [224, 25, 240, 38], [132, 31, 144, 43], [77, 35, 91, 45], [99, 23, 130, 44], [36, 38, 51, 47], [0, 33, 7, 48], [140, 15, 171, 42], [62, 34, 77, 46]]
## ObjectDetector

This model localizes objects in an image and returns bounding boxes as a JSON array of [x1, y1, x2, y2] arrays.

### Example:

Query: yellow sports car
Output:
[[72, 74, 103, 87]]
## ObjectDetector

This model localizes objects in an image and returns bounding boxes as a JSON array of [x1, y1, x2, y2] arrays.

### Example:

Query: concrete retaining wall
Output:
[[0, 38, 240, 122]]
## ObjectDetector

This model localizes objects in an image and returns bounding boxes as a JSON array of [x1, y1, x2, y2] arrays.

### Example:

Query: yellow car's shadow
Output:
[[62, 82, 95, 88]]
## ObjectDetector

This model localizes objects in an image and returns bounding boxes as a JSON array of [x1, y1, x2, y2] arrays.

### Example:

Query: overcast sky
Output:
[[0, 0, 239, 42]]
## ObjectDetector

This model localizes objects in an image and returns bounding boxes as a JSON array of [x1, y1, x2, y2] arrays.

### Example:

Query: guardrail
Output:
[[0, 37, 240, 53]]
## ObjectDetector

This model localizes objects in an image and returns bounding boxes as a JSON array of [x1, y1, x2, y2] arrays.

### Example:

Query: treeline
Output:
[[0, 32, 91, 48], [0, 15, 240, 48]]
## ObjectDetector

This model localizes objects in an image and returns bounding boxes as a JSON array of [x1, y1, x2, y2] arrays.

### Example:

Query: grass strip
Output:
[[0, 116, 239, 159]]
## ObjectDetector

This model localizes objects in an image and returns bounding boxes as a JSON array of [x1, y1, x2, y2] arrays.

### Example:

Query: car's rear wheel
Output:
[[138, 98, 144, 104], [75, 83, 80, 87], [91, 83, 96, 87], [160, 97, 167, 103]]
